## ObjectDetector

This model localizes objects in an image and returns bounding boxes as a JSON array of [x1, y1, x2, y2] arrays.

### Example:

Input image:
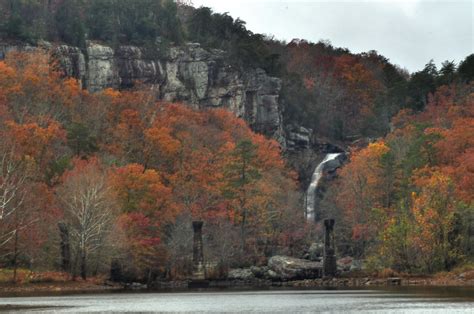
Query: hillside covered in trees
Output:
[[2, 0, 473, 142], [0, 51, 303, 281], [0, 0, 473, 283], [328, 83, 473, 273]]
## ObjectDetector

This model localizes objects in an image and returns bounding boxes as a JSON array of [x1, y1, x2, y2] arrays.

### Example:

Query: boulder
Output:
[[268, 255, 322, 280], [227, 268, 255, 280], [250, 266, 266, 278], [337, 256, 353, 272], [323, 156, 343, 173], [265, 269, 281, 281], [125, 282, 148, 290], [336, 256, 364, 272]]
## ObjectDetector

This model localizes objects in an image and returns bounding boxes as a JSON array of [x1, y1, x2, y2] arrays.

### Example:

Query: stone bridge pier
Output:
[[192, 221, 206, 280], [323, 218, 337, 277]]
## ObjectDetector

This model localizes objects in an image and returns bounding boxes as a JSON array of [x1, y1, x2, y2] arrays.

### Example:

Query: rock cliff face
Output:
[[1, 41, 283, 140]]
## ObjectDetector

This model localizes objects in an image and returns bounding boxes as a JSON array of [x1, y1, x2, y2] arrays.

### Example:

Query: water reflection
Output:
[[0, 287, 473, 313]]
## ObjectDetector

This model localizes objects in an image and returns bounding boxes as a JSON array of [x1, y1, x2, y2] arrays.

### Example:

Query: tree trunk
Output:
[[72, 248, 79, 280], [58, 222, 71, 273], [80, 248, 87, 280], [240, 213, 246, 253], [12, 228, 18, 282]]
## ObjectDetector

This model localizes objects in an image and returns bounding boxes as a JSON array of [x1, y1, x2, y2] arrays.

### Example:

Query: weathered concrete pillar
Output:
[[192, 221, 205, 280], [323, 218, 337, 277]]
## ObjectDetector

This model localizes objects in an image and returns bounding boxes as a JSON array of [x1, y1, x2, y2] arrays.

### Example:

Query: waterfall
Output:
[[305, 153, 341, 221]]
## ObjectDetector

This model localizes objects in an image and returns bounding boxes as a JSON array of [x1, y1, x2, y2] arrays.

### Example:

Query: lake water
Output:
[[0, 287, 473, 313]]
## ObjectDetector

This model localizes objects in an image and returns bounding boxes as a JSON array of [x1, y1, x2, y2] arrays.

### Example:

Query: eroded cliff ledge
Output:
[[1, 41, 284, 142]]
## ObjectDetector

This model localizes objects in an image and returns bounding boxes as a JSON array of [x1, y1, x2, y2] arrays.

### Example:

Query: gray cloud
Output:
[[192, 0, 473, 72]]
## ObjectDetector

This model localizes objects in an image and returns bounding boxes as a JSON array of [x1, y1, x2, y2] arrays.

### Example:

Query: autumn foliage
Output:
[[0, 52, 300, 281], [334, 82, 474, 273], [0, 47, 471, 280], [281, 40, 399, 140]]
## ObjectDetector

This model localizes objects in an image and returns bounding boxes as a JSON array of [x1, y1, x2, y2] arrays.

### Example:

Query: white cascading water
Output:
[[305, 153, 341, 221]]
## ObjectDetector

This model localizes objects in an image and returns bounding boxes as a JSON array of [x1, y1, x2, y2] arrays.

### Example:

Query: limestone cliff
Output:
[[0, 41, 283, 141]]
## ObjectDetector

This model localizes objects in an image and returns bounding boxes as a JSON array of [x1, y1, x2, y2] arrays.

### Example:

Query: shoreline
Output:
[[0, 275, 472, 298], [0, 280, 123, 298]]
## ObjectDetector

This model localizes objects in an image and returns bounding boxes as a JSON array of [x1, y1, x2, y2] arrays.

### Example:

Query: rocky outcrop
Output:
[[0, 41, 36, 59], [160, 43, 283, 138], [268, 255, 322, 280], [53, 45, 86, 87], [322, 153, 346, 172], [116, 45, 165, 89], [0, 41, 283, 139], [286, 125, 312, 151], [85, 43, 119, 92]]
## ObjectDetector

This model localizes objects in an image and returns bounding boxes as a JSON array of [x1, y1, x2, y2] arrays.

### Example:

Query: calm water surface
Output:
[[0, 287, 473, 313]]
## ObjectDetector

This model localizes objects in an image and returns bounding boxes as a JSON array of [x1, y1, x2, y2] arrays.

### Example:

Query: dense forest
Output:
[[2, 0, 473, 142], [0, 51, 303, 281], [0, 0, 473, 282], [329, 82, 473, 273]]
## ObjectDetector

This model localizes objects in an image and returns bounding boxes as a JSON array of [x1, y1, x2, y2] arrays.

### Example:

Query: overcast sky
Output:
[[191, 0, 473, 72]]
